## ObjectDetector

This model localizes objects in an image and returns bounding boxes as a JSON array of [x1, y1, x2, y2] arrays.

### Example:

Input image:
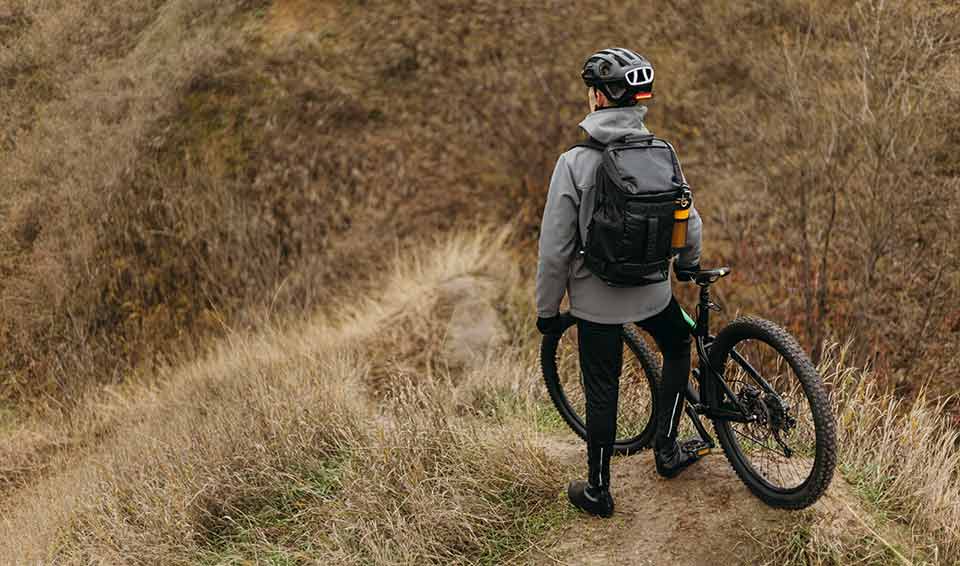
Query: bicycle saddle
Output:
[[679, 266, 732, 285], [695, 266, 731, 284]]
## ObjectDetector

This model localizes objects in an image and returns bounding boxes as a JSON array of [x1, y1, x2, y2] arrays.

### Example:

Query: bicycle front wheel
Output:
[[540, 314, 659, 455], [707, 317, 836, 509]]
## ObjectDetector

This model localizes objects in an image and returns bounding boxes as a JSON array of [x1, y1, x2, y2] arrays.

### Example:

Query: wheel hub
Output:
[[764, 392, 795, 433], [738, 385, 768, 424], [737, 385, 795, 457]]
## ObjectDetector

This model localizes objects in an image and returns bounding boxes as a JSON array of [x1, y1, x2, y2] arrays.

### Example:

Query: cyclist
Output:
[[535, 48, 703, 518]]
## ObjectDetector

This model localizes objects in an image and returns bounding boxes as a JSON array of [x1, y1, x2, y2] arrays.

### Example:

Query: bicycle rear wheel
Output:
[[706, 317, 836, 509], [540, 313, 659, 455]]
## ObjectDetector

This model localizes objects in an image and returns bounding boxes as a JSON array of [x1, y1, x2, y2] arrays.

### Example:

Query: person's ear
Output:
[[588, 87, 606, 112], [596, 89, 609, 108]]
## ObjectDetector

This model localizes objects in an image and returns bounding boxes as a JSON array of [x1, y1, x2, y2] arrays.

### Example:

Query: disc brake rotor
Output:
[[737, 385, 795, 458]]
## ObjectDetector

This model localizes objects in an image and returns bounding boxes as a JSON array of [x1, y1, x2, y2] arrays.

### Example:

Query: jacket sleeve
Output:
[[536, 154, 580, 318], [677, 205, 702, 268]]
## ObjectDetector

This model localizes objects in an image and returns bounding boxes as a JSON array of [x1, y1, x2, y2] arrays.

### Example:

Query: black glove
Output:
[[536, 315, 562, 336], [675, 262, 700, 282]]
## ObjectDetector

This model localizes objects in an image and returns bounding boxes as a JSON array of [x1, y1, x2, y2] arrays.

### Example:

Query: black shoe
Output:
[[654, 440, 701, 479], [567, 480, 614, 518]]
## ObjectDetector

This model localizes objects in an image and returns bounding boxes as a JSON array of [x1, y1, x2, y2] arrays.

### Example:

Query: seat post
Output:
[[695, 283, 711, 337]]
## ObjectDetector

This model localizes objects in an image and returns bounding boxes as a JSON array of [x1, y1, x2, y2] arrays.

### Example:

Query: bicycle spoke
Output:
[[732, 428, 785, 457], [723, 337, 816, 490]]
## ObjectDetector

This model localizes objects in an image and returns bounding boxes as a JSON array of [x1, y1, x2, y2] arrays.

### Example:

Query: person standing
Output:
[[535, 48, 704, 518]]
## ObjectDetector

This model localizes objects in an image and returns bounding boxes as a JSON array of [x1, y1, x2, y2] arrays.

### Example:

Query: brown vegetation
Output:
[[2, 0, 957, 413], [1, 233, 572, 564], [3, 232, 958, 564], [701, 2, 960, 394], [1, 0, 959, 562]]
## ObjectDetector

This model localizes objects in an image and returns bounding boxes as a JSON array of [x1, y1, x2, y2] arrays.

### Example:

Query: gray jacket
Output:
[[535, 106, 702, 324]]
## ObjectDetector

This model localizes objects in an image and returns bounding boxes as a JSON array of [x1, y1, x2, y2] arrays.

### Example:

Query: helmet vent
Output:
[[613, 47, 637, 62]]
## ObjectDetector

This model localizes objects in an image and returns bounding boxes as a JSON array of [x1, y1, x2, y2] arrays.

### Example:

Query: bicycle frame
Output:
[[679, 279, 780, 452]]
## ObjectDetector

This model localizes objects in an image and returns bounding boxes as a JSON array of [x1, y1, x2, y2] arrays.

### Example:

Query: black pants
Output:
[[577, 297, 692, 490]]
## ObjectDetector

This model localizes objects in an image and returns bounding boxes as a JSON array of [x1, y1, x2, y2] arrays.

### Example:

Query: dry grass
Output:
[[756, 345, 960, 565], [1, 0, 959, 563], [6, 229, 959, 564], [830, 351, 960, 562], [1, 230, 572, 564], [1, 0, 273, 404]]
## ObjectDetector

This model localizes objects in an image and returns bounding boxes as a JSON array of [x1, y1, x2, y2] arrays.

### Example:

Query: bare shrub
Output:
[[700, 1, 960, 391]]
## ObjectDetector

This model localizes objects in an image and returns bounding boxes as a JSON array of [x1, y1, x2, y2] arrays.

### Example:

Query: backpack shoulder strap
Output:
[[569, 136, 606, 152], [621, 133, 656, 144], [570, 133, 659, 152]]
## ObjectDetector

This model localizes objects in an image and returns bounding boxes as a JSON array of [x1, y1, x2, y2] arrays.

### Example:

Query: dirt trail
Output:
[[519, 435, 854, 566], [433, 271, 862, 565]]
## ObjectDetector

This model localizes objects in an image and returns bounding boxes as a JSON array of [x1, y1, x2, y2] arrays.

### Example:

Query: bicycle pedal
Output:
[[681, 439, 712, 457]]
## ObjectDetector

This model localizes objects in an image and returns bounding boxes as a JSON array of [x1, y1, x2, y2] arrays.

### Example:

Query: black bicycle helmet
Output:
[[581, 47, 654, 106]]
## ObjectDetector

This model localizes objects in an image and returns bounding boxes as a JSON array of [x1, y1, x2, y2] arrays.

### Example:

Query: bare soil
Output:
[[519, 435, 850, 566]]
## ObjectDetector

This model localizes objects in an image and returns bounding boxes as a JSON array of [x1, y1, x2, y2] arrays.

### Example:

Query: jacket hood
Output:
[[578, 105, 650, 144]]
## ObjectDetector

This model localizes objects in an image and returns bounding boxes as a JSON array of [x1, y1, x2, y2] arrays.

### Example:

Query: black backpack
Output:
[[573, 134, 691, 287]]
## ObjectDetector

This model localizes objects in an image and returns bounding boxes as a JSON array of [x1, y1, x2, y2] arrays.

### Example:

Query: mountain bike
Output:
[[540, 266, 836, 509]]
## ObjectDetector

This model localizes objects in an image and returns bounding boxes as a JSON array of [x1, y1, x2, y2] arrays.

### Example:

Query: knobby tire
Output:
[[707, 317, 837, 509]]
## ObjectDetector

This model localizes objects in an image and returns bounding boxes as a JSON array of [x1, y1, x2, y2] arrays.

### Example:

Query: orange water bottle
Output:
[[672, 187, 692, 251]]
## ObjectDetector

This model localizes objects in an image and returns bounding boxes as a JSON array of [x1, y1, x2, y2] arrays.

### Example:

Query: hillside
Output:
[[4, 232, 958, 564], [1, 0, 959, 564], [2, 0, 957, 411]]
